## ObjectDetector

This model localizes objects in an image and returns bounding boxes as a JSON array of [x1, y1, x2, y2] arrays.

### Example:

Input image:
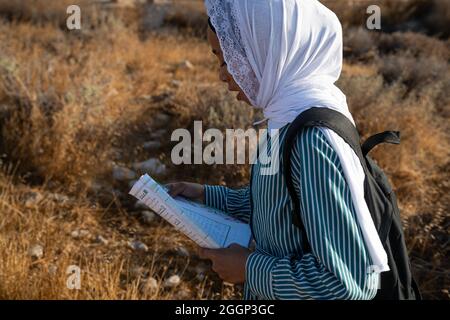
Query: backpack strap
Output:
[[283, 107, 366, 253], [361, 131, 401, 157], [411, 277, 422, 300]]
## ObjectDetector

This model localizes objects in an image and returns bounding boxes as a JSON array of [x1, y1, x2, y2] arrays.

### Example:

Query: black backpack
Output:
[[282, 107, 421, 300]]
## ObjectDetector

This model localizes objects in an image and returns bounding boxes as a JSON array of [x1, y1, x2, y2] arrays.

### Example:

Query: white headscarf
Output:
[[205, 0, 389, 273]]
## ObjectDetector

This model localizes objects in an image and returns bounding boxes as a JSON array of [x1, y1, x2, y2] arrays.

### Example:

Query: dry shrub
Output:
[[321, 0, 374, 28], [379, 53, 449, 91], [0, 0, 109, 28], [322, 0, 427, 27], [376, 0, 430, 31], [0, 18, 216, 191], [339, 68, 449, 298], [0, 0, 76, 24], [424, 0, 450, 38], [339, 72, 449, 217], [403, 172, 449, 299], [324, 0, 449, 38], [0, 0, 142, 31], [0, 21, 131, 190], [344, 28, 450, 62], [377, 31, 450, 59], [344, 27, 378, 61], [162, 1, 207, 37]]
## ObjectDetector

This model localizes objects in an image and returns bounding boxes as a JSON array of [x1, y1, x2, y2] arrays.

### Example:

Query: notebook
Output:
[[129, 174, 252, 249]]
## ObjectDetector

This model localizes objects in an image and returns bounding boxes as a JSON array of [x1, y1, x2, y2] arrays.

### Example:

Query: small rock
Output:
[[96, 235, 108, 245], [139, 94, 152, 101], [48, 264, 58, 276], [143, 141, 161, 150], [48, 193, 70, 204], [171, 79, 182, 88], [130, 266, 145, 279], [24, 191, 44, 208], [71, 229, 90, 239], [175, 288, 192, 299], [28, 244, 44, 259], [129, 240, 148, 252], [142, 1, 168, 30], [163, 275, 181, 288], [178, 60, 195, 70], [149, 129, 167, 140], [107, 88, 119, 97], [175, 246, 189, 257], [141, 211, 156, 224], [154, 113, 171, 124], [139, 277, 158, 294], [112, 166, 137, 181], [132, 158, 166, 175]]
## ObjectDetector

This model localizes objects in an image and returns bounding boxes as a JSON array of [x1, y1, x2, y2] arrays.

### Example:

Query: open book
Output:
[[129, 174, 252, 249]]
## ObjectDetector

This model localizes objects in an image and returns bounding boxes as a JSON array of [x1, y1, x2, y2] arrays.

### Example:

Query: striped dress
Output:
[[204, 126, 378, 300]]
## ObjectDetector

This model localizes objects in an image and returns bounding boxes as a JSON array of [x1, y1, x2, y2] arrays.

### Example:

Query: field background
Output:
[[0, 0, 448, 299]]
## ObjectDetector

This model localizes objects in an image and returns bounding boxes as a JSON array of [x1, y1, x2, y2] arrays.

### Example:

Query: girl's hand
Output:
[[197, 244, 251, 284], [166, 182, 205, 204]]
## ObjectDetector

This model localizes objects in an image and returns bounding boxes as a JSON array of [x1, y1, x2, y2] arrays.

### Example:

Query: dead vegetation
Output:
[[0, 0, 448, 299]]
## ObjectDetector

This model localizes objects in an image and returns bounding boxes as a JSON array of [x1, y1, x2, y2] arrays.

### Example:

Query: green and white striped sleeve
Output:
[[204, 185, 252, 223]]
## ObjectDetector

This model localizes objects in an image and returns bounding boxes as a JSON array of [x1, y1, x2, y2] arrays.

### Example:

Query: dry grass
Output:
[[323, 0, 450, 38], [0, 0, 448, 299], [0, 166, 241, 299]]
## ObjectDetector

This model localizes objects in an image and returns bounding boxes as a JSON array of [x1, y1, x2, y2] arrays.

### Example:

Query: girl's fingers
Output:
[[166, 182, 204, 202], [166, 183, 185, 197], [197, 247, 214, 260], [199, 248, 223, 265], [197, 247, 206, 258]]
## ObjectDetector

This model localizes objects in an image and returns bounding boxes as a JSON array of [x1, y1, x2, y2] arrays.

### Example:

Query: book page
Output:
[[129, 175, 212, 247], [129, 174, 252, 249], [174, 197, 251, 248]]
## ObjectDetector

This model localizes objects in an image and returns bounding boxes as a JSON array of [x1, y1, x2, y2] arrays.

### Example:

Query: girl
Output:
[[167, 0, 389, 300]]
